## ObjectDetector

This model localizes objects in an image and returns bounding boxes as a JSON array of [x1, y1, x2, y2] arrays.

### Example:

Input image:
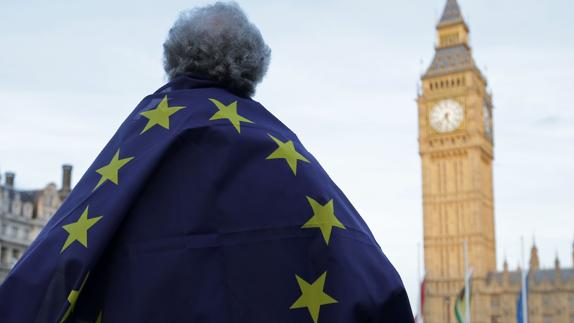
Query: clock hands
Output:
[[430, 100, 464, 133]]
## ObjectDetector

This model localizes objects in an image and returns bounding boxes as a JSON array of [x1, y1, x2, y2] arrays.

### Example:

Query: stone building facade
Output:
[[418, 1, 574, 322], [0, 165, 72, 281], [484, 245, 574, 323]]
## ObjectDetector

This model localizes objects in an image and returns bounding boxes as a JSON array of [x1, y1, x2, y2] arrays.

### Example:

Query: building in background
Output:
[[417, 0, 574, 322], [0, 165, 72, 281]]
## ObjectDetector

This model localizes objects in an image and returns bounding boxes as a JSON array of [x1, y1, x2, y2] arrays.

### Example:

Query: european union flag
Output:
[[0, 76, 413, 322]]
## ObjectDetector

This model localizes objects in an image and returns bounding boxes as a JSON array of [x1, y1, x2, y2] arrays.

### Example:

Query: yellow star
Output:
[[139, 95, 185, 134], [94, 149, 134, 191], [290, 271, 338, 323], [208, 98, 253, 133], [302, 196, 346, 245], [60, 273, 89, 323], [266, 134, 310, 175], [61, 206, 103, 253]]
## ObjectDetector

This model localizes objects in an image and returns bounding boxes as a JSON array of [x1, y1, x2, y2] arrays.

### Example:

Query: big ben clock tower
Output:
[[418, 0, 495, 322]]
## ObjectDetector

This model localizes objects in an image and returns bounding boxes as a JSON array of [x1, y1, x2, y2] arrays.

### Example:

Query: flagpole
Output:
[[417, 242, 424, 323], [521, 237, 528, 323], [464, 240, 471, 323]]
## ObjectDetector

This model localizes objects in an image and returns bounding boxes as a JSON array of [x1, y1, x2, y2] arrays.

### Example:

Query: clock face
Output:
[[483, 102, 493, 138], [430, 100, 464, 133]]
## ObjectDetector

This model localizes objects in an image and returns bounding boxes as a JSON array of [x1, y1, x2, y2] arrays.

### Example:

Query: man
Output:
[[0, 2, 414, 322]]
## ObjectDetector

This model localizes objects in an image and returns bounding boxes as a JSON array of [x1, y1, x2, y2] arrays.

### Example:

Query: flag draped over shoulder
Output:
[[0, 76, 413, 323]]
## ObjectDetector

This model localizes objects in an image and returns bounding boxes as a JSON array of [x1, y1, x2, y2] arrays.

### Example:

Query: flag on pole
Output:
[[454, 286, 467, 323], [516, 270, 529, 323], [454, 271, 473, 323], [415, 277, 425, 323]]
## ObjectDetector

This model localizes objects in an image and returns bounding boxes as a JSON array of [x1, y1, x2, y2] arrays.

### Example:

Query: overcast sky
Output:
[[1, 0, 573, 308]]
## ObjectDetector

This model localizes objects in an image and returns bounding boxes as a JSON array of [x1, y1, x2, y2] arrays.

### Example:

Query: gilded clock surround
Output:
[[427, 98, 467, 135]]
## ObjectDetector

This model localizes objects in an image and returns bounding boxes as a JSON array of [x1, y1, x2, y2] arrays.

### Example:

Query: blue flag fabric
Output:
[[0, 76, 413, 323], [516, 272, 529, 323]]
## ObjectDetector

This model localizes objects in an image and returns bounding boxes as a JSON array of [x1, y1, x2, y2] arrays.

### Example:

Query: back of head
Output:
[[163, 2, 271, 97]]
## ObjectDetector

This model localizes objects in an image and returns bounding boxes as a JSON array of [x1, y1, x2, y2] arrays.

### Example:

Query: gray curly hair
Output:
[[163, 2, 271, 97]]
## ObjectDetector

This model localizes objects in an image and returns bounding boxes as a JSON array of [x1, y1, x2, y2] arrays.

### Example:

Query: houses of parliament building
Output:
[[418, 0, 574, 322]]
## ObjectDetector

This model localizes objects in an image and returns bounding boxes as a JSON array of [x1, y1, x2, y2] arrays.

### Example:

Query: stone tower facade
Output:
[[419, 1, 574, 323], [417, 0, 495, 321]]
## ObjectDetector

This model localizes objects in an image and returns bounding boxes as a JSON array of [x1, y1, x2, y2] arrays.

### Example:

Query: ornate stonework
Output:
[[419, 1, 574, 322], [0, 165, 72, 281]]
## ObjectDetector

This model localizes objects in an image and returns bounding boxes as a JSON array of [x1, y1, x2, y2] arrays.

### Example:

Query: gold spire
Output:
[[530, 242, 540, 271]]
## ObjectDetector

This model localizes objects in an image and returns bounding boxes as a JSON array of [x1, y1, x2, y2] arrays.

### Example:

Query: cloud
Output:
[[534, 115, 561, 126]]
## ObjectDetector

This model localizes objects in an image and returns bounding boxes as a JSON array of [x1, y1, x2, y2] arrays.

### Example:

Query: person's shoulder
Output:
[[154, 87, 294, 137]]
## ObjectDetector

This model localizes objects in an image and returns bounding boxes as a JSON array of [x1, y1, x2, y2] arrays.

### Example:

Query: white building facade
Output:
[[0, 165, 72, 281]]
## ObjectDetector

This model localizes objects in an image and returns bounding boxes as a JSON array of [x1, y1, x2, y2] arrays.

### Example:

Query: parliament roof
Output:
[[487, 268, 574, 286]]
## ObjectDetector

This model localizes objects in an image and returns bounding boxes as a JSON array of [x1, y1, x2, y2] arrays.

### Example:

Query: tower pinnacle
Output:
[[530, 243, 540, 271], [423, 0, 478, 78], [438, 0, 465, 27]]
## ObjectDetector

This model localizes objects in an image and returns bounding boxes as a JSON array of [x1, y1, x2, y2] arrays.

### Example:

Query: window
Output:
[[6, 225, 14, 237], [441, 33, 460, 46], [11, 199, 22, 215], [23, 203, 33, 218], [543, 295, 552, 307], [0, 246, 7, 264], [491, 296, 500, 309], [544, 315, 553, 323], [12, 249, 20, 260]]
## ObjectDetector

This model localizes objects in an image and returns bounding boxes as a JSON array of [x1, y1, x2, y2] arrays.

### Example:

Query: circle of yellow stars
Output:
[[57, 95, 348, 323]]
